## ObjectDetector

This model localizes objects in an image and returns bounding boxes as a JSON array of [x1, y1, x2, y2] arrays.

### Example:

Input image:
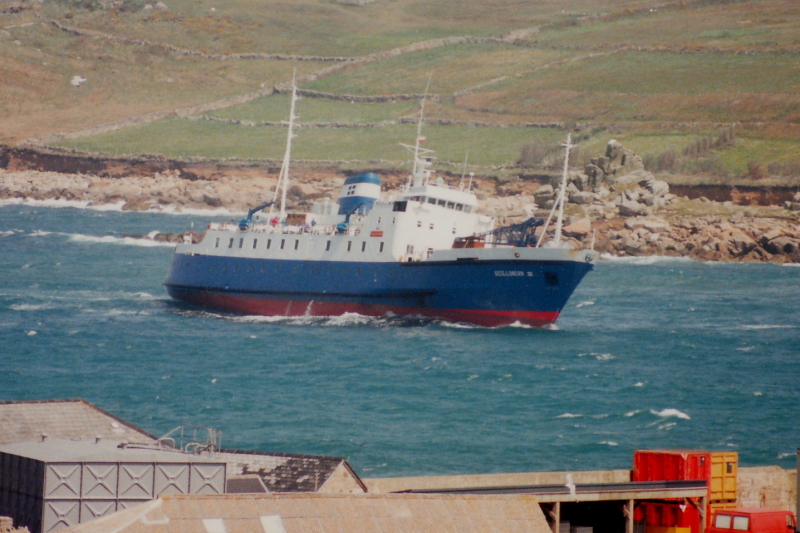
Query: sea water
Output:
[[1, 202, 798, 478]]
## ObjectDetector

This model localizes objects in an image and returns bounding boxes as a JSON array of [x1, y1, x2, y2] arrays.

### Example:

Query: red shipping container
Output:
[[633, 450, 712, 483], [636, 502, 702, 533], [635, 501, 738, 533]]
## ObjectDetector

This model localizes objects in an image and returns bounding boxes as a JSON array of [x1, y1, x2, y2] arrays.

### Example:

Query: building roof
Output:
[[59, 493, 552, 533], [0, 439, 227, 464], [219, 449, 366, 493], [0, 399, 156, 446], [0, 400, 365, 493]]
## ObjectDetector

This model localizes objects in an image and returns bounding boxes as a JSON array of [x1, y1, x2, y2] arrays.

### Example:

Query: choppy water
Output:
[[1, 201, 798, 478]]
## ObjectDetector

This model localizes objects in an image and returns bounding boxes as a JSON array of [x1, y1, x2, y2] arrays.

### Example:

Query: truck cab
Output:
[[710, 509, 797, 533]]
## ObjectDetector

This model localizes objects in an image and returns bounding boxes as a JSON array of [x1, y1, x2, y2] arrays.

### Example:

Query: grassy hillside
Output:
[[2, 0, 799, 184]]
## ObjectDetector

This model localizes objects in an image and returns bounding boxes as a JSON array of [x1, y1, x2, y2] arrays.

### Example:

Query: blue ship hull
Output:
[[165, 252, 593, 327]]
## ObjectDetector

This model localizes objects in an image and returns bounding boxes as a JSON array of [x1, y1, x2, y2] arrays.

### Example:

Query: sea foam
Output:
[[67, 233, 175, 247]]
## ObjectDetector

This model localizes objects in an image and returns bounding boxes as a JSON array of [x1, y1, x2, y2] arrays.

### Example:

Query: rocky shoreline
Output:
[[2, 141, 799, 264]]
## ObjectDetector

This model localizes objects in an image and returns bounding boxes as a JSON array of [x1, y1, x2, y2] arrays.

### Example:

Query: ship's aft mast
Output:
[[270, 71, 299, 222]]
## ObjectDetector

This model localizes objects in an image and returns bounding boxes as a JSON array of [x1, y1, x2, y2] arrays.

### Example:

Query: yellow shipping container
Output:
[[646, 526, 692, 533], [710, 452, 738, 502]]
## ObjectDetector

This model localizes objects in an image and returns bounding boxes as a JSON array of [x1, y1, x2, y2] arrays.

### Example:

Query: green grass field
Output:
[[3, 0, 799, 183]]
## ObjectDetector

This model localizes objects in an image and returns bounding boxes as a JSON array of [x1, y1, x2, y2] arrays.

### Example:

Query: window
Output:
[[267, 239, 271, 249], [347, 241, 352, 252], [326, 240, 331, 251], [447, 201, 455, 209], [377, 217, 381, 223], [726, 462, 734, 474], [406, 245, 414, 254], [215, 237, 220, 248], [239, 238, 244, 248], [456, 204, 463, 211], [361, 242, 366, 252], [437, 199, 446, 207], [280, 239, 285, 250], [732, 517, 749, 531], [392, 201, 407, 212], [464, 206, 472, 213], [417, 221, 422, 228], [253, 239, 258, 249], [452, 226, 457, 234], [715, 516, 732, 529], [228, 238, 234, 248], [427, 197, 436, 205], [294, 239, 299, 250], [379, 242, 384, 253], [429, 223, 434, 230], [392, 217, 396, 224]]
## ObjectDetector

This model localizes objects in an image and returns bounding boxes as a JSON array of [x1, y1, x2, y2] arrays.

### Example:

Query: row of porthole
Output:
[[214, 236, 386, 254]]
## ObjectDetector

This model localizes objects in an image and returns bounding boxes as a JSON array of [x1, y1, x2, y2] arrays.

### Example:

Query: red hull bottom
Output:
[[170, 290, 560, 328]]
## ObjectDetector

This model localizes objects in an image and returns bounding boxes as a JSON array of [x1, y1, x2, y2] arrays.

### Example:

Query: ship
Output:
[[164, 81, 598, 327]]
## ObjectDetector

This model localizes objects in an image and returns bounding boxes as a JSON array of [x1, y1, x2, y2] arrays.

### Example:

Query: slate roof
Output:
[[219, 449, 367, 493], [0, 399, 157, 446], [59, 493, 553, 533]]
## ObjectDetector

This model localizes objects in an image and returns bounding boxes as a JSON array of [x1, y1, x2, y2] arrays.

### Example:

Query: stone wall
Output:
[[738, 466, 797, 514]]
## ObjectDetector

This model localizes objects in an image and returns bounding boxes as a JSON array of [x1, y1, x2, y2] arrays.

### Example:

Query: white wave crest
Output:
[[657, 422, 677, 431], [579, 352, 616, 361], [599, 253, 695, 265], [0, 198, 91, 209], [557, 413, 582, 419], [576, 300, 595, 308], [738, 324, 796, 330], [634, 382, 645, 387], [67, 233, 175, 247], [651, 408, 691, 420], [10, 303, 56, 311], [625, 409, 643, 417], [28, 230, 52, 237], [599, 440, 618, 446]]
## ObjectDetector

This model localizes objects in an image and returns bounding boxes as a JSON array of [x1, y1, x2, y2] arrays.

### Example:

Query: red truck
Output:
[[709, 509, 797, 533]]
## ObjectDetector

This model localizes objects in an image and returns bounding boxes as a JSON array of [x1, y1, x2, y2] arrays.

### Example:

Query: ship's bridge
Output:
[[399, 183, 479, 214]]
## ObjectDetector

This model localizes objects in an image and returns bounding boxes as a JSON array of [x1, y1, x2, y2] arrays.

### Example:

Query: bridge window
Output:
[[437, 199, 446, 207], [427, 197, 436, 205], [392, 201, 407, 212], [456, 204, 463, 211], [464, 206, 473, 213], [447, 201, 455, 209]]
